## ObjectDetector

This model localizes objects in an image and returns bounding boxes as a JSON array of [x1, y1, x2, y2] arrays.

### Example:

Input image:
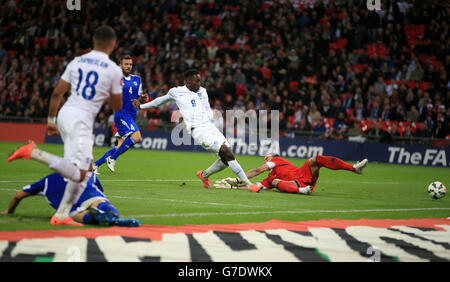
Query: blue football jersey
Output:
[[22, 173, 108, 214], [119, 75, 142, 120]]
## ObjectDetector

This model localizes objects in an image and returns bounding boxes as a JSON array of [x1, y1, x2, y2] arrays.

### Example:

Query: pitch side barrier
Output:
[[39, 128, 450, 168]]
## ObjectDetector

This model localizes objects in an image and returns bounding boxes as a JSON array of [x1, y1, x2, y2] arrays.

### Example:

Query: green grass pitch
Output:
[[0, 141, 449, 231]]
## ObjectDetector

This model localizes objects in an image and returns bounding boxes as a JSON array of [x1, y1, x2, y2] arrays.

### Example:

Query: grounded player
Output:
[[93, 54, 148, 173], [132, 69, 253, 189], [215, 154, 368, 194], [1, 173, 141, 227], [7, 26, 123, 226]]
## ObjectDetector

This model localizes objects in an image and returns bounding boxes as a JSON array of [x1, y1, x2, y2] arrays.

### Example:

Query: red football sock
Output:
[[277, 181, 299, 193], [316, 155, 355, 171]]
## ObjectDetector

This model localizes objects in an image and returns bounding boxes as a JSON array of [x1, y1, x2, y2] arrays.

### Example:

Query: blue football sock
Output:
[[97, 201, 119, 217], [82, 212, 96, 224], [110, 137, 136, 161], [95, 147, 117, 167]]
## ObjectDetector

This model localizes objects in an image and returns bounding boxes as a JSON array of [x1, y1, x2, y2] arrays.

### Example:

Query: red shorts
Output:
[[292, 159, 318, 192]]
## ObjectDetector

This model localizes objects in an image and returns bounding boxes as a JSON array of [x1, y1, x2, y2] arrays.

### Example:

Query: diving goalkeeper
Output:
[[215, 154, 368, 194]]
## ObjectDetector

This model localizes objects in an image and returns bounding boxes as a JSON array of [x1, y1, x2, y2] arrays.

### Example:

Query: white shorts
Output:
[[191, 125, 230, 155], [69, 196, 107, 218], [57, 106, 94, 171]]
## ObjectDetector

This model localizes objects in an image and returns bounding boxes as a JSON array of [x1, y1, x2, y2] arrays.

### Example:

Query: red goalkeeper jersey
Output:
[[260, 157, 318, 191]]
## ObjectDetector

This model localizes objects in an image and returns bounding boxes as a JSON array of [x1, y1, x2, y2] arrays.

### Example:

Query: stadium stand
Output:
[[0, 0, 448, 145]]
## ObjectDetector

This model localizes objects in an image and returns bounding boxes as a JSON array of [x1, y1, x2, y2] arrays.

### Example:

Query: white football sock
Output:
[[31, 149, 81, 182], [47, 155, 82, 182], [54, 171, 92, 219], [202, 159, 227, 178], [227, 160, 251, 188], [30, 148, 52, 164], [299, 186, 310, 195]]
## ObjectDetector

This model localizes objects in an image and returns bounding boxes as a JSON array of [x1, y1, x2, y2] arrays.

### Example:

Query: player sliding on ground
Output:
[[7, 26, 123, 226], [1, 173, 141, 227], [93, 54, 148, 173], [132, 69, 253, 189], [214, 154, 368, 194]]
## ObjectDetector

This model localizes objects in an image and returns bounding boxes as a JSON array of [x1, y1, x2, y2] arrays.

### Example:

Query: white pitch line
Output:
[[1, 187, 448, 219], [0, 188, 264, 209], [109, 195, 256, 208], [126, 207, 450, 218]]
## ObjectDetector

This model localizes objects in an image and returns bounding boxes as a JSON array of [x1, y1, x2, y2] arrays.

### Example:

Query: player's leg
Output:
[[311, 155, 368, 175], [94, 141, 121, 168], [73, 200, 115, 224], [81, 200, 140, 227], [110, 131, 141, 160], [106, 134, 138, 172], [73, 207, 94, 224], [52, 167, 92, 225], [218, 144, 252, 188], [193, 126, 250, 188], [8, 141, 85, 182], [193, 127, 229, 188], [272, 179, 311, 195], [197, 156, 228, 189], [72, 210, 88, 224], [199, 158, 228, 181], [51, 114, 94, 225], [106, 118, 141, 172], [105, 114, 130, 172]]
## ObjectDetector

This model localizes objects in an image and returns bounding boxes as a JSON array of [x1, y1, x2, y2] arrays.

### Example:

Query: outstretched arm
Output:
[[246, 164, 271, 179], [1, 190, 31, 214], [132, 94, 173, 109]]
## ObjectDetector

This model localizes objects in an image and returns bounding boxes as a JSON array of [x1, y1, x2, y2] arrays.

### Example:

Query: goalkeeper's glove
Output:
[[213, 179, 232, 189], [224, 177, 245, 187], [214, 177, 244, 189]]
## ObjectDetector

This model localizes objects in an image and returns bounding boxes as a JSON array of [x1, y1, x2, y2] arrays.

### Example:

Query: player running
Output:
[[93, 54, 148, 173], [214, 154, 368, 194], [7, 26, 123, 226], [1, 173, 141, 227], [132, 69, 253, 189]]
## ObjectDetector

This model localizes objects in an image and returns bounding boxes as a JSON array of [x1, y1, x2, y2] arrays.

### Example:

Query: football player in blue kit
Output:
[[1, 173, 141, 227], [94, 54, 148, 173]]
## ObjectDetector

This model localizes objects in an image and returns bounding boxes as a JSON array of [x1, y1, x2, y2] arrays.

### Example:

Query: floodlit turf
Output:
[[0, 141, 449, 231]]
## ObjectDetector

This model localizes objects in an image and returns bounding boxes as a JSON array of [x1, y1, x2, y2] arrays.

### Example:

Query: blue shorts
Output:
[[114, 112, 139, 138]]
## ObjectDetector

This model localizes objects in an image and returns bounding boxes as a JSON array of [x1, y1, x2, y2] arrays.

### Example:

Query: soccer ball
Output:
[[427, 181, 447, 199]]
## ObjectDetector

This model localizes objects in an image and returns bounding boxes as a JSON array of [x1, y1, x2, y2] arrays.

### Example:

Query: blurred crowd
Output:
[[0, 0, 449, 142]]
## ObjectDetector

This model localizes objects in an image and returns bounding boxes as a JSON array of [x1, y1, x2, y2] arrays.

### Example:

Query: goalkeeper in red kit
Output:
[[214, 154, 368, 194]]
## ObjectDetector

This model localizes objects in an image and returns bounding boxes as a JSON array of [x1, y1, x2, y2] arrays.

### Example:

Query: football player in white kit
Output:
[[132, 69, 254, 190], [8, 26, 123, 226]]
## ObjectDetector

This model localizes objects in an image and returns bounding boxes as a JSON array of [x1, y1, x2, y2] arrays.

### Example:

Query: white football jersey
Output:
[[60, 50, 122, 119], [141, 85, 214, 132]]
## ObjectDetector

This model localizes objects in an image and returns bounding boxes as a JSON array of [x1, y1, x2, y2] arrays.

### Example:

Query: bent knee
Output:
[[271, 178, 281, 187], [77, 169, 88, 183], [132, 131, 142, 143], [219, 144, 234, 161], [309, 156, 318, 166]]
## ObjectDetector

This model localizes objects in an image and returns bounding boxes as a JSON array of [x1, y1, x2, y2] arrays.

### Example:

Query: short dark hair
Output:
[[184, 69, 199, 79], [120, 54, 132, 64], [93, 26, 116, 48]]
